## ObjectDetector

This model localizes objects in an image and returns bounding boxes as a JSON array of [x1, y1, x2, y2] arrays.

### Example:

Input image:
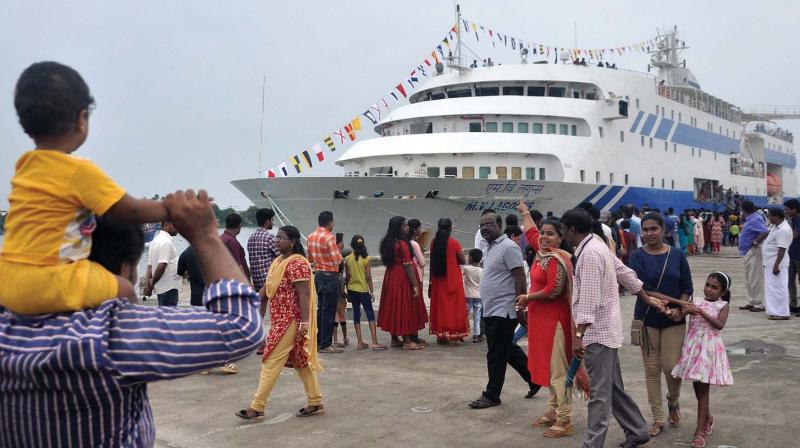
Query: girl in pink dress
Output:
[[667, 272, 733, 448]]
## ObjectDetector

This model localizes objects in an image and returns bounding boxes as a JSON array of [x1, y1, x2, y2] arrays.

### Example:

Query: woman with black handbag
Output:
[[629, 212, 693, 438]]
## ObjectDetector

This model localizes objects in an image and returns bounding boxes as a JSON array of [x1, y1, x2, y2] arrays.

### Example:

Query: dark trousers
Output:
[[157, 288, 179, 306], [583, 344, 649, 448], [482, 315, 538, 402], [788, 259, 800, 308], [315, 273, 340, 349]]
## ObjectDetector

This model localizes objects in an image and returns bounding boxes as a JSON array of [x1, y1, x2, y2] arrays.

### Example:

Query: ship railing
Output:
[[746, 123, 794, 144], [656, 84, 740, 122]]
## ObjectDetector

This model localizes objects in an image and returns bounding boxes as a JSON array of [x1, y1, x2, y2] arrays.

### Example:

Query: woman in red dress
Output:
[[515, 202, 589, 438], [428, 218, 469, 344], [377, 216, 428, 350]]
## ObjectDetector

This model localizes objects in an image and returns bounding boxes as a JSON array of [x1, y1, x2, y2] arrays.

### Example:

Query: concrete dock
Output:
[[151, 247, 799, 447]]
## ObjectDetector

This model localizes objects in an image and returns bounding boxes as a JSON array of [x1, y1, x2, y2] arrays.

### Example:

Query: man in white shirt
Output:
[[145, 221, 182, 306], [762, 207, 793, 319]]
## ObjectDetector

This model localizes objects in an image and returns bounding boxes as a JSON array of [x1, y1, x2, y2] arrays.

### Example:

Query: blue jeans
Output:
[[348, 290, 375, 324], [315, 272, 340, 349], [466, 297, 483, 336], [512, 325, 528, 344]]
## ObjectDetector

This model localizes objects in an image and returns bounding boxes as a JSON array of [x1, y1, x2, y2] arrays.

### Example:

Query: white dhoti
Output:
[[743, 248, 764, 307], [764, 266, 790, 317]]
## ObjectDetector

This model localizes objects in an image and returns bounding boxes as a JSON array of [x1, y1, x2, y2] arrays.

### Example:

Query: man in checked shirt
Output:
[[248, 208, 279, 318], [561, 208, 667, 448], [307, 210, 343, 353]]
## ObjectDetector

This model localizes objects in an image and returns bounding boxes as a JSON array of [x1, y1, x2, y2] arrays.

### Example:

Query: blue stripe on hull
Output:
[[654, 118, 674, 140], [594, 186, 624, 210], [604, 186, 768, 213], [640, 114, 658, 136], [629, 111, 644, 133]]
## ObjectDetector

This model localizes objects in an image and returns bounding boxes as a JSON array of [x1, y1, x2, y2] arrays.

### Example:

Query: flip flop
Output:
[[296, 405, 325, 417], [371, 345, 388, 351], [235, 409, 264, 420], [220, 363, 239, 374]]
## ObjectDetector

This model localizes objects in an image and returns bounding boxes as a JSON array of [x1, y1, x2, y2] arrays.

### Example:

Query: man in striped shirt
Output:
[[0, 190, 264, 447]]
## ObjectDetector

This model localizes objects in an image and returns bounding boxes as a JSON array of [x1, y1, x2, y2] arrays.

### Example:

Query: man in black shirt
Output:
[[178, 246, 205, 306]]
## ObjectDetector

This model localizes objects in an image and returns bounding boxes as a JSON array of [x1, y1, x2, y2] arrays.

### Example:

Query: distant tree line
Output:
[[149, 193, 258, 228]]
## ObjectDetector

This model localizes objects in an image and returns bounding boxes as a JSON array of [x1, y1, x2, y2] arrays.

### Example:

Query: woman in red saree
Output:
[[516, 202, 589, 438], [428, 218, 469, 344], [377, 216, 428, 350]]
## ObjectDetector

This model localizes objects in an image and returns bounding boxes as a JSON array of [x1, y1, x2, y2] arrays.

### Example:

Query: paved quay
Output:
[[151, 246, 799, 448]]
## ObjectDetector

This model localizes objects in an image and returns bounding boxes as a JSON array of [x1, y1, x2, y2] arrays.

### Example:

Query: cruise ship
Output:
[[232, 26, 798, 251]]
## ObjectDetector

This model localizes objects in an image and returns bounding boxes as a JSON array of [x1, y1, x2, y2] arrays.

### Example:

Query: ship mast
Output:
[[448, 4, 468, 74]]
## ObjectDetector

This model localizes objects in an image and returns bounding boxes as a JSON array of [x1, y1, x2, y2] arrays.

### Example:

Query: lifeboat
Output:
[[767, 173, 782, 196]]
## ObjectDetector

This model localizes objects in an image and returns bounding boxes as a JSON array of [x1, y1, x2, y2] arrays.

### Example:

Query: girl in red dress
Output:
[[515, 202, 589, 439], [377, 216, 428, 350], [429, 218, 469, 344]]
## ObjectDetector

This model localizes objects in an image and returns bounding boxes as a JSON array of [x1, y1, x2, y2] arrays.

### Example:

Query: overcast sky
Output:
[[1, 0, 798, 209]]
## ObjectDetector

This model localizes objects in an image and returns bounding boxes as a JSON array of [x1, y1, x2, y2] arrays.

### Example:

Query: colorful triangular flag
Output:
[[301, 150, 313, 168], [291, 156, 302, 173], [324, 136, 336, 151], [312, 143, 324, 161], [267, 168, 276, 178], [351, 116, 362, 131], [395, 83, 407, 98], [279, 162, 289, 177], [344, 124, 356, 141]]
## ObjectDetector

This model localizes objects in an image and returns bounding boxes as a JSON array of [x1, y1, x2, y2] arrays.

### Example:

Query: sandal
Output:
[[403, 342, 423, 350], [543, 421, 574, 438], [691, 432, 706, 447], [532, 411, 556, 427], [668, 403, 681, 427], [235, 408, 264, 420], [371, 344, 388, 351], [220, 363, 239, 374], [296, 404, 325, 417], [703, 416, 714, 435], [468, 396, 500, 409], [356, 342, 369, 350], [649, 422, 665, 437]]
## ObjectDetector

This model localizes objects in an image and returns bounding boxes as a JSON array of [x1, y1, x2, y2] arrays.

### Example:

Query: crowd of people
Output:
[[0, 61, 786, 448]]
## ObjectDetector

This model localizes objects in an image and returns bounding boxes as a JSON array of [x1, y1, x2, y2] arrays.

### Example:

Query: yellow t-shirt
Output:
[[345, 253, 370, 293], [1, 150, 126, 266]]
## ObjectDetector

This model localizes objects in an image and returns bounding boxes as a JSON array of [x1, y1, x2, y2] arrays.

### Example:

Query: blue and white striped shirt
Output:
[[0, 279, 264, 447]]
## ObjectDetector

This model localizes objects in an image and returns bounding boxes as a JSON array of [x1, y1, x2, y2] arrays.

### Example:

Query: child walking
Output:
[[668, 271, 734, 448], [0, 61, 167, 314], [462, 249, 483, 343], [344, 235, 387, 350]]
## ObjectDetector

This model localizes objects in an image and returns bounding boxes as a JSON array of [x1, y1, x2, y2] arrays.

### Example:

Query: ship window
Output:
[[598, 126, 604, 138], [698, 149, 702, 158], [503, 86, 524, 96], [517, 122, 529, 133], [625, 174, 629, 185], [559, 124, 569, 135], [609, 173, 615, 184], [539, 168, 546, 180], [671, 110, 674, 120], [526, 168, 536, 180], [527, 86, 545, 96], [673, 143, 677, 153], [444, 167, 458, 178], [502, 122, 514, 133], [678, 112, 682, 122], [369, 166, 394, 176], [664, 141, 668, 151], [649, 138, 653, 148], [496, 167, 508, 179], [620, 131, 624, 142], [571, 125, 577, 136], [714, 152, 717, 160], [726, 128, 729, 137], [572, 91, 581, 99], [511, 167, 522, 180], [447, 87, 472, 98], [641, 136, 645, 147], [485, 122, 498, 132], [533, 123, 544, 134], [661, 106, 665, 117], [475, 86, 499, 96], [580, 170, 586, 183], [548, 87, 566, 97], [635, 98, 640, 109], [469, 122, 482, 132], [691, 147, 695, 156], [462, 166, 475, 179], [427, 167, 440, 178], [671, 180, 675, 189], [651, 177, 655, 187], [585, 91, 597, 100], [546, 123, 557, 134], [430, 91, 445, 100], [479, 166, 491, 179], [595, 171, 601, 183]]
